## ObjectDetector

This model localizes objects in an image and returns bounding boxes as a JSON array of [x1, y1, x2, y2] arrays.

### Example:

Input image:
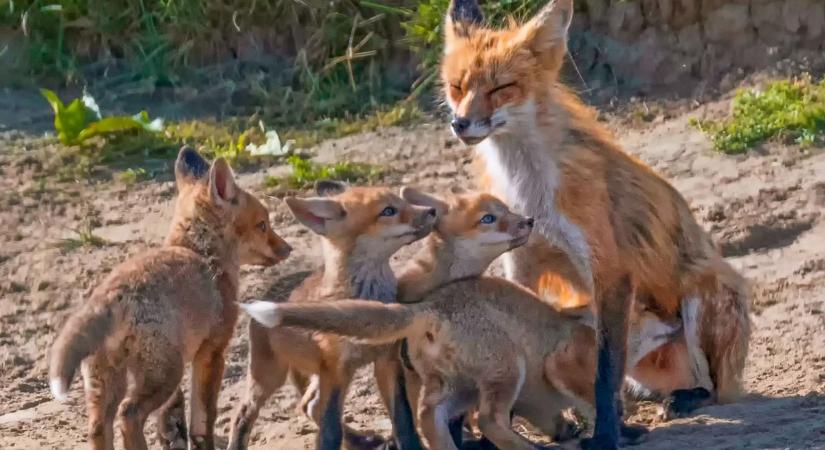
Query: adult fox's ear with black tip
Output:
[[444, 0, 485, 52]]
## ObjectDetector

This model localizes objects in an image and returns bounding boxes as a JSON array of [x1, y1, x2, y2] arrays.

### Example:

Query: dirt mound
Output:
[[570, 0, 825, 97]]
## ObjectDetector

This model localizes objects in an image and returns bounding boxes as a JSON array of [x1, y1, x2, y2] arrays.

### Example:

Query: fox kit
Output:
[[226, 181, 436, 450], [441, 0, 750, 447], [48, 147, 291, 450], [276, 187, 535, 450], [242, 237, 681, 450]]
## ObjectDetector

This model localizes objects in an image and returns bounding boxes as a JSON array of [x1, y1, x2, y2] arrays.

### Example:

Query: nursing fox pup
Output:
[[226, 181, 437, 450], [242, 210, 681, 450], [442, 0, 750, 447], [48, 147, 291, 450]]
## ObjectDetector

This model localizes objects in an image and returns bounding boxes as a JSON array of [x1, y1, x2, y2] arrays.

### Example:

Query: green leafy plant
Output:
[[41, 89, 162, 146], [691, 76, 825, 154], [265, 155, 383, 191], [117, 167, 149, 184]]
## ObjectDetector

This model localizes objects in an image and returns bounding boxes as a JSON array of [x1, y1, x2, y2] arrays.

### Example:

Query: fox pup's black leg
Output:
[[449, 415, 466, 448], [391, 370, 424, 450]]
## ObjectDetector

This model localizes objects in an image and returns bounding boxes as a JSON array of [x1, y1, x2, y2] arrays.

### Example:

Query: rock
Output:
[[585, 0, 609, 25], [701, 0, 729, 18], [677, 23, 704, 53], [782, 0, 806, 33], [670, 0, 700, 28], [608, 1, 645, 39], [802, 0, 825, 40], [658, 0, 674, 25], [642, 0, 663, 24], [704, 3, 751, 44], [752, 1, 789, 45]]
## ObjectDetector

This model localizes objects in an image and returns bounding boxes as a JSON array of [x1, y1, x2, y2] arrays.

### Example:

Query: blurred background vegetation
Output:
[[0, 0, 550, 128]]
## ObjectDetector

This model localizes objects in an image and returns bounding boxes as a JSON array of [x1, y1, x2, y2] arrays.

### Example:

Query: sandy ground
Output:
[[1, 88, 824, 450]]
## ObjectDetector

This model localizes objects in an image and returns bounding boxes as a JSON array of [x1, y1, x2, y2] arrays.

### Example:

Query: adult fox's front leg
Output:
[[581, 276, 634, 450]]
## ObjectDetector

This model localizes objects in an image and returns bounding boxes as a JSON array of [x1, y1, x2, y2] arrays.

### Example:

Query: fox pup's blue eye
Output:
[[380, 206, 398, 217], [480, 214, 496, 224]]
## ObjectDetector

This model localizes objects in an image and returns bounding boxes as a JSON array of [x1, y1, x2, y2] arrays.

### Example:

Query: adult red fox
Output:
[[440, 0, 750, 447]]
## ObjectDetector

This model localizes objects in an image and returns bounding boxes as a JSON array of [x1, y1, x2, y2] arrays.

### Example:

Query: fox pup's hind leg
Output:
[[118, 354, 184, 450], [373, 352, 425, 450], [81, 355, 126, 450], [316, 368, 349, 450], [227, 326, 289, 450], [155, 387, 188, 450], [473, 360, 535, 450], [418, 387, 465, 450], [189, 343, 227, 450]]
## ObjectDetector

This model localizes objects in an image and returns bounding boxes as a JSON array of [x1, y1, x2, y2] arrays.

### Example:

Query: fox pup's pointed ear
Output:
[[175, 146, 209, 186], [285, 197, 346, 235], [208, 158, 238, 205], [401, 187, 449, 217], [445, 0, 484, 52], [517, 0, 573, 72], [315, 180, 348, 197]]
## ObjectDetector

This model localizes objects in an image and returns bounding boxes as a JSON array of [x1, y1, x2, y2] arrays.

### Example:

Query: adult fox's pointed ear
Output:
[[516, 0, 574, 73], [445, 0, 485, 53]]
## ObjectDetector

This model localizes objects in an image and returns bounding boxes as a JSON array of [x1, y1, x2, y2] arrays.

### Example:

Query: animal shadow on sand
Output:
[[626, 393, 825, 450]]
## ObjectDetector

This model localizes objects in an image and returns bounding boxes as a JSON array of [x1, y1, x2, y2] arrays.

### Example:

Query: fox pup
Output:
[[48, 147, 292, 450], [226, 181, 436, 450], [241, 236, 680, 450], [441, 0, 750, 446], [281, 187, 535, 450]]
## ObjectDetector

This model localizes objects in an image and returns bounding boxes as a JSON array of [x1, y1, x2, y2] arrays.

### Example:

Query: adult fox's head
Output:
[[441, 0, 574, 144]]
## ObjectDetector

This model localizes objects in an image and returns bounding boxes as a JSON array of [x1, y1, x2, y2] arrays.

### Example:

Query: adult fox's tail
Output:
[[49, 305, 115, 403], [240, 300, 420, 344]]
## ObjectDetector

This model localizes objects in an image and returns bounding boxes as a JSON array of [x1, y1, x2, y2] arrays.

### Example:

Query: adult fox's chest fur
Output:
[[477, 129, 710, 317]]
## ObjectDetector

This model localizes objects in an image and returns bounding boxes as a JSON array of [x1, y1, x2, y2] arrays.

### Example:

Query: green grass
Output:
[[265, 155, 383, 191], [692, 76, 825, 154], [284, 102, 424, 148], [117, 167, 149, 184], [4, 0, 550, 127], [57, 226, 107, 251]]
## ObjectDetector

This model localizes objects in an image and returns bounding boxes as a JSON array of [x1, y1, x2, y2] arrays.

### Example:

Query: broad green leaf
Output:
[[58, 99, 93, 145], [78, 116, 146, 141], [40, 89, 64, 114]]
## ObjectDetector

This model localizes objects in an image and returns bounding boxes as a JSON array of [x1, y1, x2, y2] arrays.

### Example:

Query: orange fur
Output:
[[440, 0, 750, 432]]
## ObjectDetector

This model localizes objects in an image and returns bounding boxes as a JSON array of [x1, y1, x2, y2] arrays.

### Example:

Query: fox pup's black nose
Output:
[[426, 208, 437, 218], [451, 117, 471, 134], [521, 217, 535, 228], [278, 243, 293, 258]]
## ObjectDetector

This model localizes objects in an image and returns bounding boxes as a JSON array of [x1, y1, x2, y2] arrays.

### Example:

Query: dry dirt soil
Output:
[[1, 85, 824, 450]]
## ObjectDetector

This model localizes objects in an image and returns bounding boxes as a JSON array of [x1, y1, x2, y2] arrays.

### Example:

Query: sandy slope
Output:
[[0, 95, 823, 449]]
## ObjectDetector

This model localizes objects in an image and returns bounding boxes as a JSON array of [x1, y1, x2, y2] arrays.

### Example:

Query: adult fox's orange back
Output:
[[440, 0, 750, 447]]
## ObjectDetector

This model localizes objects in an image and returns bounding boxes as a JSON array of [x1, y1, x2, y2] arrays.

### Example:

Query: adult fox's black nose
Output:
[[451, 117, 471, 134]]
